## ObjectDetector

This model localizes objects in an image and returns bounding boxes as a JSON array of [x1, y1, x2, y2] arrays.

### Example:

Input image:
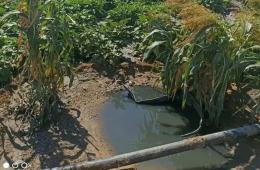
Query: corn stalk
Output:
[[144, 21, 259, 128], [1, 0, 74, 129]]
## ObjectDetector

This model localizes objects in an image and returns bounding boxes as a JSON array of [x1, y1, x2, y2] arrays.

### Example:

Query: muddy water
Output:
[[100, 86, 228, 170]]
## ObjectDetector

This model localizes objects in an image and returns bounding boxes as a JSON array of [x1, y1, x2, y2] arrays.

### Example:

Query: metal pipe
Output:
[[46, 123, 260, 170]]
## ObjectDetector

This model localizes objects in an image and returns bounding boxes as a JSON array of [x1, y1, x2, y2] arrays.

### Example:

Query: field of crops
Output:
[[0, 0, 259, 169]]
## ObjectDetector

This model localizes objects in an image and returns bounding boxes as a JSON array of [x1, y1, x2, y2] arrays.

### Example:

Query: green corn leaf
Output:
[[0, 10, 20, 27], [244, 22, 252, 34], [144, 41, 166, 60]]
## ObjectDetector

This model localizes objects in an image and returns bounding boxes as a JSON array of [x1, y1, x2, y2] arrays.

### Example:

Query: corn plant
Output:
[[144, 21, 259, 127], [1, 0, 74, 128]]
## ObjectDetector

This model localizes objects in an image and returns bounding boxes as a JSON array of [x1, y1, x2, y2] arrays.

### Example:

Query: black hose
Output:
[[180, 118, 203, 137]]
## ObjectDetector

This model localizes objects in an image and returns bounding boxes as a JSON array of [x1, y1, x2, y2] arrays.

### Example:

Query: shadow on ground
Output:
[[0, 107, 97, 169]]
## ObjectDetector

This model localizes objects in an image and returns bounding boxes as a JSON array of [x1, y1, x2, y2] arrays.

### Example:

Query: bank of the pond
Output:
[[0, 62, 259, 170], [0, 62, 161, 170]]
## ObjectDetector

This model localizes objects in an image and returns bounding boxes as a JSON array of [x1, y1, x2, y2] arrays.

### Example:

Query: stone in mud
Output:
[[105, 79, 112, 85], [128, 81, 135, 86], [120, 62, 130, 70], [115, 69, 126, 84], [76, 63, 93, 72]]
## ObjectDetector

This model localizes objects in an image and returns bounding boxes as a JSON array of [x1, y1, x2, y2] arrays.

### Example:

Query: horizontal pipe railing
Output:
[[45, 123, 260, 170]]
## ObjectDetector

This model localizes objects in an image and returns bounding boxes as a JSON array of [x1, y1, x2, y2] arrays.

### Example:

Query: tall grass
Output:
[[144, 19, 259, 126], [236, 1, 260, 44]]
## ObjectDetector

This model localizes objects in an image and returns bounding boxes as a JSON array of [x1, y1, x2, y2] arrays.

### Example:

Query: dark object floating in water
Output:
[[123, 85, 169, 105]]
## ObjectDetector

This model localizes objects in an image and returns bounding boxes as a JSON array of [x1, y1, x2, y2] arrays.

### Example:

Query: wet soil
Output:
[[0, 59, 259, 170], [0, 61, 160, 170]]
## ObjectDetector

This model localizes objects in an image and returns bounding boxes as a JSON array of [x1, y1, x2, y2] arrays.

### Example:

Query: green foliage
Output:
[[0, 3, 21, 87], [0, 0, 74, 128], [0, 0, 171, 84], [0, 61, 12, 87], [0, 7, 5, 15], [63, 0, 169, 65], [39, 0, 74, 89], [26, 0, 74, 123], [78, 25, 123, 69], [107, 1, 146, 25], [64, 0, 115, 25], [0, 28, 19, 62], [249, 0, 260, 9], [143, 26, 182, 62], [144, 21, 259, 126], [235, 1, 260, 44]]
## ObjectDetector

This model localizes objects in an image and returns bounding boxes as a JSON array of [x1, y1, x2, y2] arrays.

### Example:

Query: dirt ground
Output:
[[0, 60, 259, 170], [0, 61, 160, 170]]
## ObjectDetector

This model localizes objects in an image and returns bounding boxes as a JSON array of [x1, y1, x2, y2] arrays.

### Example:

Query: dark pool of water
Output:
[[100, 86, 229, 170]]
